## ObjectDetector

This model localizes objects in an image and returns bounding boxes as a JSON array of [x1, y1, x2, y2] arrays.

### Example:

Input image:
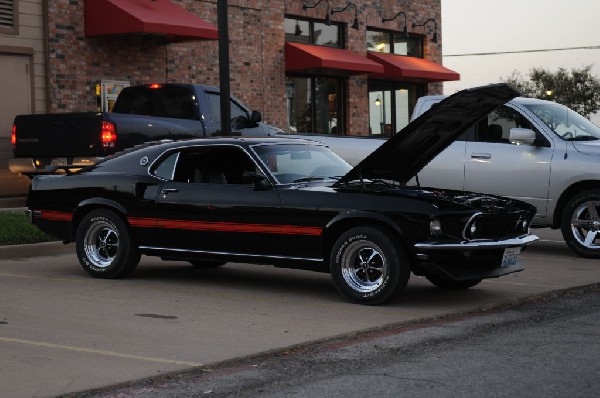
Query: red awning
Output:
[[85, 0, 218, 42], [367, 52, 460, 82], [285, 42, 384, 76]]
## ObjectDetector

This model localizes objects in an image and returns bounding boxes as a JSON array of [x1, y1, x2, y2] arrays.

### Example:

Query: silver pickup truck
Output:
[[303, 95, 600, 259]]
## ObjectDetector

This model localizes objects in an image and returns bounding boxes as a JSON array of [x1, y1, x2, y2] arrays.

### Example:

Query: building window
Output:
[[368, 82, 423, 136], [0, 0, 18, 35], [367, 29, 425, 135], [286, 76, 344, 135], [284, 17, 342, 48], [285, 17, 345, 135], [366, 30, 423, 57]]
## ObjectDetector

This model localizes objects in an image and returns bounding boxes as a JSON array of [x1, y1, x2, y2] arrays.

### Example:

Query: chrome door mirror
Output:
[[509, 128, 536, 146]]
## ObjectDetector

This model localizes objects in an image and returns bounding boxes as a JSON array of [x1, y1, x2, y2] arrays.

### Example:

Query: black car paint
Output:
[[28, 136, 535, 270], [26, 85, 538, 304]]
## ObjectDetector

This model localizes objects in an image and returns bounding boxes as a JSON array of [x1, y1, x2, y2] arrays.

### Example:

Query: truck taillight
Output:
[[11, 124, 16, 148], [101, 121, 116, 148]]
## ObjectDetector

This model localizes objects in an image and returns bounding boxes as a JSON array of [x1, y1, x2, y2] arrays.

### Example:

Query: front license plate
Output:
[[51, 157, 67, 165], [501, 247, 521, 267]]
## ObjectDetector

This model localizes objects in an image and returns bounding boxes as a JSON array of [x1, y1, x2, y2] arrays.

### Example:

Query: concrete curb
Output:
[[0, 241, 73, 259]]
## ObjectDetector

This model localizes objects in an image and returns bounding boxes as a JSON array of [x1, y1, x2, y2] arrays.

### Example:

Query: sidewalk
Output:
[[0, 196, 26, 210]]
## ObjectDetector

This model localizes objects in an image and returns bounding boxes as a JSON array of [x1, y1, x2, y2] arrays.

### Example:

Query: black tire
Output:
[[329, 226, 410, 305], [560, 190, 600, 258], [189, 260, 226, 268], [425, 275, 482, 289], [76, 209, 140, 279]]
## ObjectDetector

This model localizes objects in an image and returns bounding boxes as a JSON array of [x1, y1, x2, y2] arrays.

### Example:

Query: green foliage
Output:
[[0, 211, 55, 245], [503, 65, 600, 118]]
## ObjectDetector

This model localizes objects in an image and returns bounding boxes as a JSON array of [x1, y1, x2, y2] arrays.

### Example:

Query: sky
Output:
[[441, 0, 600, 124]]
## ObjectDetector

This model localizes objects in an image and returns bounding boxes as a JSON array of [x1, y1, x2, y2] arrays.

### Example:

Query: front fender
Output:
[[324, 210, 404, 237], [322, 210, 409, 262]]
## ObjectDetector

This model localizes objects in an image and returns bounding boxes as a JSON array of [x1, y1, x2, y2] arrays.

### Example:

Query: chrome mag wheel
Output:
[[340, 240, 387, 294], [570, 199, 600, 250], [84, 219, 120, 268]]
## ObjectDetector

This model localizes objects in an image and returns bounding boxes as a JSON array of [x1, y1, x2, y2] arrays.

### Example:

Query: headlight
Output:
[[430, 218, 442, 236]]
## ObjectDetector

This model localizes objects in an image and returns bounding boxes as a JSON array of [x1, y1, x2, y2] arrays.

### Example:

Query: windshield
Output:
[[252, 143, 352, 184], [524, 102, 600, 141]]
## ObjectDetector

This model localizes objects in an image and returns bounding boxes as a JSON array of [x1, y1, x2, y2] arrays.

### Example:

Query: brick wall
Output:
[[46, 0, 443, 134]]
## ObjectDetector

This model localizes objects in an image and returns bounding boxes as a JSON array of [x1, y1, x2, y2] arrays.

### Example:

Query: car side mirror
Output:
[[250, 110, 262, 125], [509, 128, 536, 146], [231, 115, 250, 130], [243, 170, 271, 190]]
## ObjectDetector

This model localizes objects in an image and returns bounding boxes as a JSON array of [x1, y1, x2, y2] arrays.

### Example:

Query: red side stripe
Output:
[[38, 210, 73, 222], [128, 217, 322, 236]]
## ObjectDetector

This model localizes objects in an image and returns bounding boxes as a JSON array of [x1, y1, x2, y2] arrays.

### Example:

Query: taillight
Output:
[[101, 121, 116, 149], [11, 123, 16, 148], [149, 83, 162, 89]]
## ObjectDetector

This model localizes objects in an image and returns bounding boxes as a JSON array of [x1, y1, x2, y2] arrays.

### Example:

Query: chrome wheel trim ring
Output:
[[340, 240, 387, 294], [571, 200, 600, 249], [84, 220, 120, 268]]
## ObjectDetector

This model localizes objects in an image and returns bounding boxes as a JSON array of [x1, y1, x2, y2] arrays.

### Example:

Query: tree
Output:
[[503, 65, 600, 118]]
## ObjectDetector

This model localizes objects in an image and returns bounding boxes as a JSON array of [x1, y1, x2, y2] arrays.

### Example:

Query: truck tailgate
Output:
[[13, 112, 105, 158]]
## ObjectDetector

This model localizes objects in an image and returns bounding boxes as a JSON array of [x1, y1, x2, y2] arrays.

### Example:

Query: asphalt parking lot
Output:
[[1, 227, 599, 397]]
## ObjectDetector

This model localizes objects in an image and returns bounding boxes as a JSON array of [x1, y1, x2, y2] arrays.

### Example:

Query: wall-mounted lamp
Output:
[[382, 11, 408, 37], [331, 3, 359, 30], [303, 0, 331, 26], [412, 18, 437, 43]]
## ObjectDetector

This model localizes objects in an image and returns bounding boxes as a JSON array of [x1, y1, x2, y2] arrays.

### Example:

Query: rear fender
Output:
[[72, 198, 129, 235]]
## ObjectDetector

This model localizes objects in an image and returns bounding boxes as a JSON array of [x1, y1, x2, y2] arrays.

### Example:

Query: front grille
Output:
[[468, 212, 525, 240]]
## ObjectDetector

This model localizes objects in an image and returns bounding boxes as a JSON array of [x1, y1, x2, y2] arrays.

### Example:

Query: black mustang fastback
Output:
[[26, 84, 538, 305]]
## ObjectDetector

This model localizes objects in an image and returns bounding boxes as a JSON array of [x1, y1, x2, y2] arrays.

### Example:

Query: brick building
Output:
[[0, 0, 458, 196]]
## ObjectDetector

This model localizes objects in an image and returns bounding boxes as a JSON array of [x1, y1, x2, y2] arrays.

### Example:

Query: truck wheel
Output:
[[425, 275, 482, 289], [329, 226, 410, 305], [76, 209, 140, 278], [561, 190, 600, 258]]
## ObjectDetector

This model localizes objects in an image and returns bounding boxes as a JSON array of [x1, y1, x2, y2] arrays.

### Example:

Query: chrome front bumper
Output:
[[414, 234, 539, 251]]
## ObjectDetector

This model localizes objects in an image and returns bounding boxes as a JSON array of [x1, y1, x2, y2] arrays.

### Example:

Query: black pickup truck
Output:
[[9, 83, 281, 175]]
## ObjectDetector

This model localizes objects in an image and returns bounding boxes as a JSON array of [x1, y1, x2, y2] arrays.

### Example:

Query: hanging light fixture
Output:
[[331, 3, 359, 30], [303, 0, 331, 26], [382, 11, 409, 37], [412, 18, 438, 43], [375, 97, 381, 106]]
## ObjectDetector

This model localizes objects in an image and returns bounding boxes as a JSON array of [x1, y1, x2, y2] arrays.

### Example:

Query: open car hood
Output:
[[336, 84, 521, 186]]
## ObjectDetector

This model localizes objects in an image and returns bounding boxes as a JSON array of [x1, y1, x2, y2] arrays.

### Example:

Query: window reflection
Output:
[[284, 17, 341, 48], [367, 29, 423, 57], [368, 83, 422, 136], [287, 76, 342, 134]]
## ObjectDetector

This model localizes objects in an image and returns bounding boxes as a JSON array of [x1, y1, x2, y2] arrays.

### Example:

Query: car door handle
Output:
[[161, 188, 179, 195], [471, 153, 491, 159]]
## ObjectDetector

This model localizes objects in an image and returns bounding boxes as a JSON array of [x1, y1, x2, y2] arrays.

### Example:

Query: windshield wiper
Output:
[[292, 176, 326, 183], [565, 136, 599, 141]]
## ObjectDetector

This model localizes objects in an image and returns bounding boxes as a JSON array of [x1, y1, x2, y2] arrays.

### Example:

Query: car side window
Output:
[[152, 152, 179, 180], [474, 105, 548, 146], [207, 93, 249, 120], [163, 146, 258, 185]]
